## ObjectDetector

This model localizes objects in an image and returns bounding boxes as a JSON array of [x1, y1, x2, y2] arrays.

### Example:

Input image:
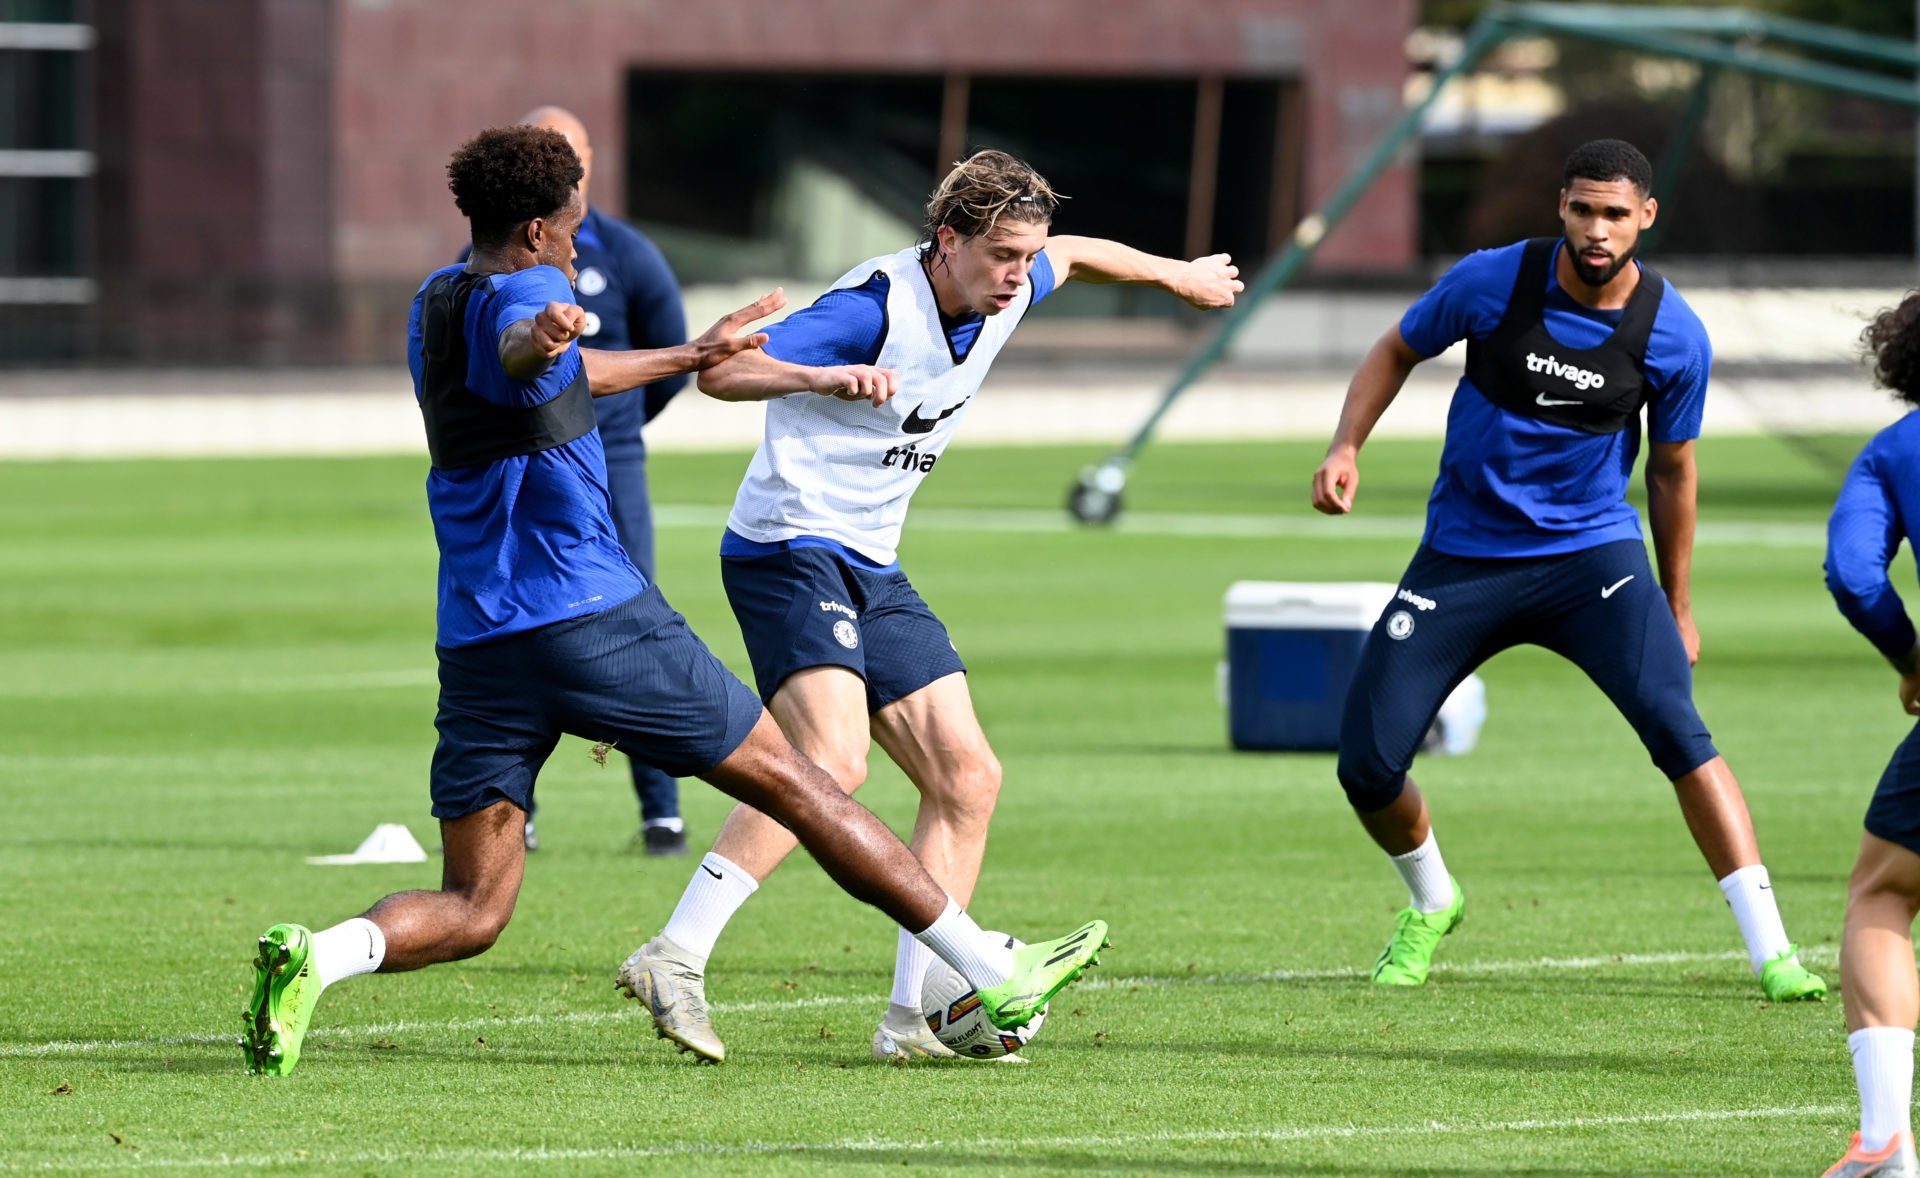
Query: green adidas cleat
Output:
[[1372, 879, 1465, 986], [241, 923, 321, 1076], [976, 920, 1108, 1031], [1759, 943, 1827, 1002]]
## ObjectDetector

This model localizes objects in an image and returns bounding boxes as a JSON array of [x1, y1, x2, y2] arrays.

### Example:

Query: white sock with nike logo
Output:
[[913, 898, 1015, 989], [1718, 864, 1791, 974], [311, 916, 386, 991], [1852, 1025, 1916, 1152], [661, 852, 757, 965], [1389, 833, 1455, 914]]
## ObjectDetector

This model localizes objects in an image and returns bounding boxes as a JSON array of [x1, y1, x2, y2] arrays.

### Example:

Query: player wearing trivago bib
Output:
[[624, 150, 1241, 1063], [1310, 139, 1825, 1002], [1820, 295, 1920, 1178], [235, 127, 1109, 1077]]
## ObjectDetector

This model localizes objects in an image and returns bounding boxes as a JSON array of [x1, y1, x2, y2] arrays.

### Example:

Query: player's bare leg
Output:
[[1356, 777, 1430, 857], [1353, 777, 1461, 985], [242, 802, 529, 1074], [703, 666, 874, 880], [363, 802, 529, 968], [621, 707, 1069, 1062], [1670, 756, 1761, 878], [869, 672, 1004, 1058], [1827, 833, 1920, 1175], [699, 710, 946, 928], [1669, 755, 1824, 999]]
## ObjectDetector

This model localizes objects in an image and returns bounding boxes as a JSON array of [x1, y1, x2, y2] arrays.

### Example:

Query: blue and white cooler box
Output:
[[1223, 581, 1485, 754]]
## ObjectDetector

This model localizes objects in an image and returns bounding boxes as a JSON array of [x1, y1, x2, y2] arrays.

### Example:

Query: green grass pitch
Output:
[[0, 434, 1908, 1174]]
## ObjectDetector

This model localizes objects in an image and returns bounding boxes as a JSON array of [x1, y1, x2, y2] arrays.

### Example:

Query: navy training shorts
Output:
[[429, 585, 763, 820], [1867, 719, 1920, 857], [720, 544, 965, 713], [1337, 538, 1718, 811]]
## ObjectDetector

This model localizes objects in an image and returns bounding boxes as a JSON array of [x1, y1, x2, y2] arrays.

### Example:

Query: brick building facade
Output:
[[84, 0, 1415, 363]]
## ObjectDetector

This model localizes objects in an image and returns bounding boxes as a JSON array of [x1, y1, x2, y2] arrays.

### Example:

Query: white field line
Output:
[[0, 947, 1802, 1060], [652, 504, 1830, 548], [0, 1103, 1852, 1172]]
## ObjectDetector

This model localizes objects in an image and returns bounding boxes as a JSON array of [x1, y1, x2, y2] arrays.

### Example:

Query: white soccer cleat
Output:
[[615, 935, 725, 1063], [1824, 1131, 1920, 1177], [872, 1017, 1027, 1064]]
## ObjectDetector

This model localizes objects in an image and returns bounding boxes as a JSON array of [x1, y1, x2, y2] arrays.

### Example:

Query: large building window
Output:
[[0, 0, 92, 307]]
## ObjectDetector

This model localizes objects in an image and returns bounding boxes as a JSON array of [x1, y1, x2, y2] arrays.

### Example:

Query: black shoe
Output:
[[641, 825, 687, 857], [523, 818, 541, 852]]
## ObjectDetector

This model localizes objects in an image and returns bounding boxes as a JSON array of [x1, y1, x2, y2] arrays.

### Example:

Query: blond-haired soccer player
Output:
[[618, 150, 1240, 1062]]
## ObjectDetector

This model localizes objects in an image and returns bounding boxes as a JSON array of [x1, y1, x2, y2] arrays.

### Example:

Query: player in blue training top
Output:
[[1820, 293, 1920, 1178], [234, 126, 1109, 1077], [464, 107, 693, 856], [622, 149, 1241, 1064], [1310, 138, 1826, 1002]]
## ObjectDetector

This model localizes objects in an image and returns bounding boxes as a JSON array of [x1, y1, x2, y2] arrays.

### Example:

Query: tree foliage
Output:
[[1423, 0, 1914, 39]]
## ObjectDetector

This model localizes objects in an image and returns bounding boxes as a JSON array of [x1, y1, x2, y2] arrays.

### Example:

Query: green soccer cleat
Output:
[[241, 923, 320, 1076], [1760, 943, 1828, 1002], [1371, 879, 1465, 986], [976, 920, 1108, 1031]]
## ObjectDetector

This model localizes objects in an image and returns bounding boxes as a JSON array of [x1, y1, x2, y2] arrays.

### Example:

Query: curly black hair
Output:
[[1863, 292, 1920, 406], [446, 125, 583, 250], [1563, 138, 1653, 196]]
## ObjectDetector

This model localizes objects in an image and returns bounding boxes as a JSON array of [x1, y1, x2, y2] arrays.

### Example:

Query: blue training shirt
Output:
[[460, 206, 687, 457], [407, 263, 645, 648], [1826, 409, 1920, 661], [1400, 240, 1712, 558], [719, 247, 1060, 569]]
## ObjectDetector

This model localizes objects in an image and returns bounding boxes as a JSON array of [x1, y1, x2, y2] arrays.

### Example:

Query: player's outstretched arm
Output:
[[580, 288, 785, 396], [697, 348, 901, 407], [1311, 325, 1425, 515], [1043, 234, 1242, 309], [1646, 440, 1701, 664]]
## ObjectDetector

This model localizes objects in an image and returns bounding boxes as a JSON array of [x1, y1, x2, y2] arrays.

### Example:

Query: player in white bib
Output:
[[618, 150, 1241, 1062]]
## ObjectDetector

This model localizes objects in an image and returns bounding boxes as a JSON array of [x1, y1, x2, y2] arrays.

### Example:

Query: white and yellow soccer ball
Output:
[[920, 932, 1048, 1058]]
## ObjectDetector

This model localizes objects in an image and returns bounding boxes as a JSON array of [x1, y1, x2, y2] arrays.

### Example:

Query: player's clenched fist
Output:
[[531, 302, 588, 358], [1312, 449, 1359, 515], [1175, 253, 1243, 310], [811, 365, 899, 407]]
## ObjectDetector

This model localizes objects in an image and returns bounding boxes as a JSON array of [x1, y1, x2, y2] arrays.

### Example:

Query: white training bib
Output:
[[726, 245, 1033, 565]]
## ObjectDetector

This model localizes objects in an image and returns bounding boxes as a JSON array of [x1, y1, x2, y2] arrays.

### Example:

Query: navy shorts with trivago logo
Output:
[[1337, 538, 1717, 811], [721, 544, 965, 712], [429, 585, 763, 821]]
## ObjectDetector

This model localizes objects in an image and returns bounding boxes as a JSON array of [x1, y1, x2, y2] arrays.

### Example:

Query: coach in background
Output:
[[468, 106, 693, 856]]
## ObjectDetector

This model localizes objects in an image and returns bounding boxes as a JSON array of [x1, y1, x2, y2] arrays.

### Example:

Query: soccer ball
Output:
[[920, 933, 1048, 1058]]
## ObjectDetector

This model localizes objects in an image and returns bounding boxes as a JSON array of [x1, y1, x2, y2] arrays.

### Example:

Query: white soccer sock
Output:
[[1852, 1026, 1916, 1152], [1718, 864, 1791, 975], [913, 898, 1014, 989], [889, 925, 937, 1011], [1389, 833, 1455, 914], [311, 917, 385, 991], [661, 852, 757, 964], [642, 817, 684, 833]]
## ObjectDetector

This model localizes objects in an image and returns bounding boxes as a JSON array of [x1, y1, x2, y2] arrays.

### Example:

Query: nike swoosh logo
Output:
[[701, 865, 723, 881], [1601, 575, 1635, 598], [1536, 392, 1582, 407], [901, 397, 970, 434]]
